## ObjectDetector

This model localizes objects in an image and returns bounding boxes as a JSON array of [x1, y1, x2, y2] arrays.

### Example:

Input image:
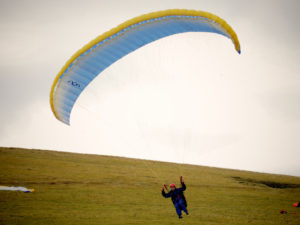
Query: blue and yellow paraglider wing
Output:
[[50, 9, 240, 125]]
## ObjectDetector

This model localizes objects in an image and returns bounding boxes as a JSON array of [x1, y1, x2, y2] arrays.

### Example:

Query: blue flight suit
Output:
[[162, 182, 188, 217]]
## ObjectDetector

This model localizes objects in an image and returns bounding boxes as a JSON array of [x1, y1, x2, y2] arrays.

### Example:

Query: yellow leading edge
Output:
[[50, 9, 240, 121]]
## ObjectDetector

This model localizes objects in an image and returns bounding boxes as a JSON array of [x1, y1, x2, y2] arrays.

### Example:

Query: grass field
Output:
[[0, 147, 299, 225]]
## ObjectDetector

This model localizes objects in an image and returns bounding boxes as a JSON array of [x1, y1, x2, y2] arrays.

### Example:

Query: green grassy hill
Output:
[[0, 147, 299, 225]]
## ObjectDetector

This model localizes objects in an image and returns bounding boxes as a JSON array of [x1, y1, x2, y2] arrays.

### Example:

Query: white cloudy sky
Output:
[[0, 0, 299, 176]]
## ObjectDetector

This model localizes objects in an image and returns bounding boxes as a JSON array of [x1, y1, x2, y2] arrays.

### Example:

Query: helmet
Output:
[[170, 183, 176, 188]]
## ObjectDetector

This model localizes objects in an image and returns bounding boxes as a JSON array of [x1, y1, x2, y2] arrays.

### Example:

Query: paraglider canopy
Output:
[[0, 185, 34, 193], [50, 9, 241, 125]]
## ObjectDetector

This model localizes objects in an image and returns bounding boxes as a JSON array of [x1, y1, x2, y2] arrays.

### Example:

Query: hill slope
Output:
[[0, 147, 299, 225]]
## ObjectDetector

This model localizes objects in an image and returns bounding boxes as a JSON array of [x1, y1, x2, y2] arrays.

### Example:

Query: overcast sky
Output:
[[0, 0, 299, 177]]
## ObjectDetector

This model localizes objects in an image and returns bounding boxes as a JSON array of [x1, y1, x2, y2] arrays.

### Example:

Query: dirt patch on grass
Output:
[[232, 176, 300, 189]]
